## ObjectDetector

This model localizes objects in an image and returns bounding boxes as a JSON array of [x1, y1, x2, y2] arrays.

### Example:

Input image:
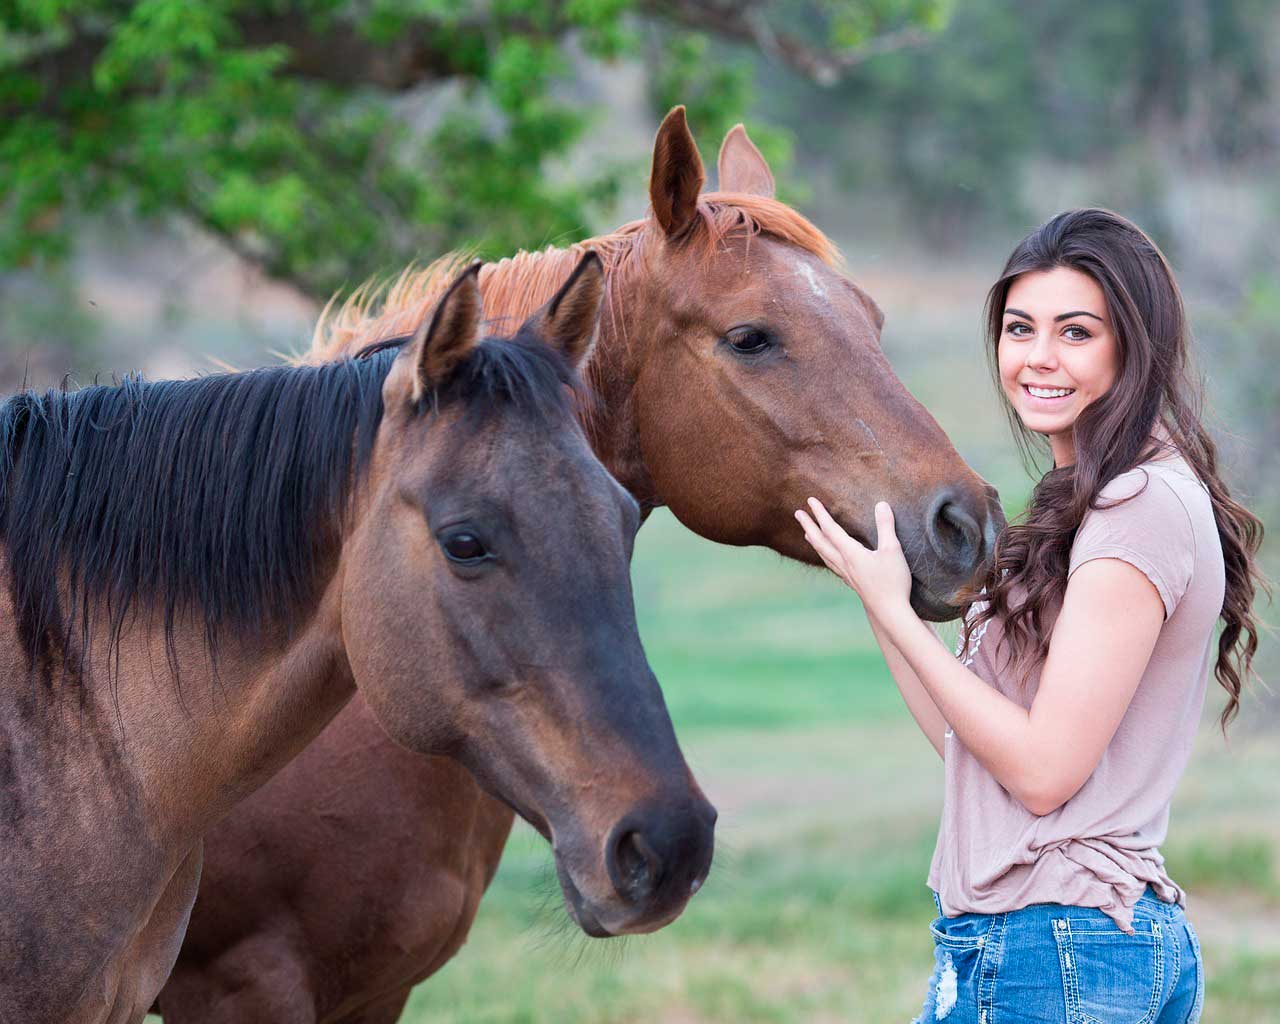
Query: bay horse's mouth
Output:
[[555, 857, 613, 937]]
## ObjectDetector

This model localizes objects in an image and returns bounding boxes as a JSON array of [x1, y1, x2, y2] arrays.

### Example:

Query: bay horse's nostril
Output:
[[610, 830, 664, 904], [926, 490, 984, 573]]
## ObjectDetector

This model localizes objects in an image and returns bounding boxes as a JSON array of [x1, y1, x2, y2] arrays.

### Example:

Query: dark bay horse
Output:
[[0, 257, 715, 1024], [159, 110, 1002, 1023]]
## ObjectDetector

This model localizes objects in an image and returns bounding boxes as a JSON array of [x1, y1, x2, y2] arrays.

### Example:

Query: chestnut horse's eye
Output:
[[441, 532, 489, 565], [725, 327, 772, 356]]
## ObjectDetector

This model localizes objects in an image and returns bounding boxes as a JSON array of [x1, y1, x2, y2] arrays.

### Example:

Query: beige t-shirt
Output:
[[927, 453, 1225, 933]]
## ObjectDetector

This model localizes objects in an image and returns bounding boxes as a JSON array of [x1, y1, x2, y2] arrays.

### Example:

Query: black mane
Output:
[[0, 337, 575, 681]]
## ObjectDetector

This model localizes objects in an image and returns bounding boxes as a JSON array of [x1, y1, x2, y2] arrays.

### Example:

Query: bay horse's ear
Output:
[[717, 124, 775, 198], [649, 106, 705, 240], [406, 261, 483, 402], [521, 251, 604, 373]]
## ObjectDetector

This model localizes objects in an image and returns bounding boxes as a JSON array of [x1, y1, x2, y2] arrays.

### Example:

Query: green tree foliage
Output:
[[0, 0, 946, 300], [765, 0, 1276, 237]]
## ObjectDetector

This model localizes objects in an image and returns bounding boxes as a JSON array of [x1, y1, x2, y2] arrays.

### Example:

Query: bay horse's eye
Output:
[[725, 327, 772, 355], [441, 532, 489, 564]]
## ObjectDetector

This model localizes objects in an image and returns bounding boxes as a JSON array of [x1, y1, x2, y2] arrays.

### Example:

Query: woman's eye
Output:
[[442, 532, 488, 564], [725, 327, 772, 355], [1004, 322, 1032, 337], [1063, 326, 1091, 341]]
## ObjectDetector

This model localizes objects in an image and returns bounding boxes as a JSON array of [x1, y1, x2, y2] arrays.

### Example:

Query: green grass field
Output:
[[400, 510, 1280, 1023]]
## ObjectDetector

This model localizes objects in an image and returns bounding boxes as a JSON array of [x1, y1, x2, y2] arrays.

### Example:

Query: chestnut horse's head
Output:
[[622, 109, 1001, 620], [341, 256, 715, 937]]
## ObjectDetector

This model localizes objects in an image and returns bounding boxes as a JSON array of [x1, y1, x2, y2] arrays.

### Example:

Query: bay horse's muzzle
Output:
[[558, 792, 717, 937], [607, 795, 717, 906]]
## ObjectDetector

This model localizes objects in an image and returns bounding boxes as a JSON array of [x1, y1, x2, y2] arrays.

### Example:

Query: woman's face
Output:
[[997, 266, 1119, 466]]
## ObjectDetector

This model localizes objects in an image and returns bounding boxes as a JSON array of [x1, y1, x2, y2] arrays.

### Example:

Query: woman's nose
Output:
[[1025, 333, 1057, 370]]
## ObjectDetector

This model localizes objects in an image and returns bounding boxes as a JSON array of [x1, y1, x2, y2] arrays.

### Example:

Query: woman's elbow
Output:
[[1019, 791, 1068, 817], [1015, 775, 1082, 817]]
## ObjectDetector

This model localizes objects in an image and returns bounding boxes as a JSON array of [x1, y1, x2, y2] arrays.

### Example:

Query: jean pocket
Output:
[[1052, 916, 1164, 1024], [930, 912, 993, 949], [924, 915, 993, 1022]]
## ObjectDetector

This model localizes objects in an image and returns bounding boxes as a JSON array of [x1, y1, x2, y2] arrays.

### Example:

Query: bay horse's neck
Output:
[[0, 367, 381, 843], [0, 503, 358, 854]]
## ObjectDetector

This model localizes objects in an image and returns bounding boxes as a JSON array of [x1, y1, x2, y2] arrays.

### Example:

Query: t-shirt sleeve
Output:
[[1068, 470, 1196, 620]]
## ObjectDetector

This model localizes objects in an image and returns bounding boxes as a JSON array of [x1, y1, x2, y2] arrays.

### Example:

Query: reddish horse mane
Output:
[[307, 193, 842, 368]]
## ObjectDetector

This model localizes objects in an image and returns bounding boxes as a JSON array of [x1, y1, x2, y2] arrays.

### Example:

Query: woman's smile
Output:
[[1022, 384, 1075, 401]]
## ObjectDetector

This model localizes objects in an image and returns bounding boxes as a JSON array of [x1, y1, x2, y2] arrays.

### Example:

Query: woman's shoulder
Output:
[[1072, 452, 1212, 619], [1092, 453, 1204, 524]]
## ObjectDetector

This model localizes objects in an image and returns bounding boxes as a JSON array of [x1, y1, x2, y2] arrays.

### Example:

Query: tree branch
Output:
[[643, 0, 934, 86], [9, 2, 934, 111]]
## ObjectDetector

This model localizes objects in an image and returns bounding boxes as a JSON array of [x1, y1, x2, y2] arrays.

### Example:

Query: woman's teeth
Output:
[[1025, 385, 1075, 399]]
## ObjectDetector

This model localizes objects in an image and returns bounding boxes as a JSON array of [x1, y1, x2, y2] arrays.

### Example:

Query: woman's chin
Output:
[[1016, 409, 1077, 436]]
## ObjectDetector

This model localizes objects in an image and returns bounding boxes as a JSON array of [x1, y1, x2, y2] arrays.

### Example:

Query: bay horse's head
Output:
[[624, 108, 1001, 619], [340, 256, 715, 937]]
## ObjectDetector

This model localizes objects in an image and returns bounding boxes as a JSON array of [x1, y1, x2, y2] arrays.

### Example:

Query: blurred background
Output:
[[3, 0, 1277, 1019]]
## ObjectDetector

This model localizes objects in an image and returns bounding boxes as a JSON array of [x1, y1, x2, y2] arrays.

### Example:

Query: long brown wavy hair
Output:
[[957, 208, 1266, 730]]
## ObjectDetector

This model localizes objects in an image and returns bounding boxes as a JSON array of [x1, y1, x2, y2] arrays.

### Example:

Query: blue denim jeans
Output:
[[913, 888, 1204, 1023]]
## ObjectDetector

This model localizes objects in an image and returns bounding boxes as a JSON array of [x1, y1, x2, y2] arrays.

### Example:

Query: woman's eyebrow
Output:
[[1054, 310, 1105, 322], [1003, 307, 1106, 322]]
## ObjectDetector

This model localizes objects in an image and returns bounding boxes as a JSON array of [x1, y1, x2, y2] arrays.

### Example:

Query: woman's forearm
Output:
[[867, 611, 948, 758]]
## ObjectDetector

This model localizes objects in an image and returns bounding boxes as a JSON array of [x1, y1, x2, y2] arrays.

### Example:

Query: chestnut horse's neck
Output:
[[313, 231, 648, 493]]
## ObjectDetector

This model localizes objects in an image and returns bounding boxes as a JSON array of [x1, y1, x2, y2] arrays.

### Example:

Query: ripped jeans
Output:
[[913, 888, 1204, 1023]]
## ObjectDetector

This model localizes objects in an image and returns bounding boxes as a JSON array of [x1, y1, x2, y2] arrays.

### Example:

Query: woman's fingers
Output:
[[805, 497, 853, 544], [874, 500, 900, 550], [795, 510, 843, 568]]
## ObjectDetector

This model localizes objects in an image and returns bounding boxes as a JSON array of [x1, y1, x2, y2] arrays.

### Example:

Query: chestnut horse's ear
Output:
[[717, 124, 775, 198], [649, 106, 705, 239], [521, 251, 604, 373], [406, 262, 483, 402]]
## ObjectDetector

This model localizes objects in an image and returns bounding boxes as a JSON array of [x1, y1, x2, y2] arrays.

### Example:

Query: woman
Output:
[[796, 208, 1264, 1023]]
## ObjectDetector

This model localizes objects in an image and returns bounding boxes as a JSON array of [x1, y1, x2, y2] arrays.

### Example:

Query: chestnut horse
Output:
[[0, 257, 715, 1024], [158, 110, 1001, 1023]]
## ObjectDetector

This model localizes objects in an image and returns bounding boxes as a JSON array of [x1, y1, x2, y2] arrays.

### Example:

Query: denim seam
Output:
[[1053, 919, 1082, 1024], [1147, 921, 1166, 1024], [976, 912, 1004, 1024], [1186, 921, 1205, 1023], [1167, 914, 1182, 1004]]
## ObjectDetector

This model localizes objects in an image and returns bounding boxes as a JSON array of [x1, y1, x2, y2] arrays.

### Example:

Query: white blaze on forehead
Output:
[[794, 258, 827, 301]]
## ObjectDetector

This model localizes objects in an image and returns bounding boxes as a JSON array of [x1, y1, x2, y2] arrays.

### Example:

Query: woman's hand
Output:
[[794, 498, 914, 622]]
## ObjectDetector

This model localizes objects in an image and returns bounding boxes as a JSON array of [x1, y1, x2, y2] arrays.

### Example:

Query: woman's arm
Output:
[[798, 499, 1165, 816], [866, 611, 949, 759]]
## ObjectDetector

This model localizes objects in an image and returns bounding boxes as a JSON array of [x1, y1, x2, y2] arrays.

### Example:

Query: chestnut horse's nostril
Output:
[[611, 830, 664, 904], [926, 490, 984, 574]]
